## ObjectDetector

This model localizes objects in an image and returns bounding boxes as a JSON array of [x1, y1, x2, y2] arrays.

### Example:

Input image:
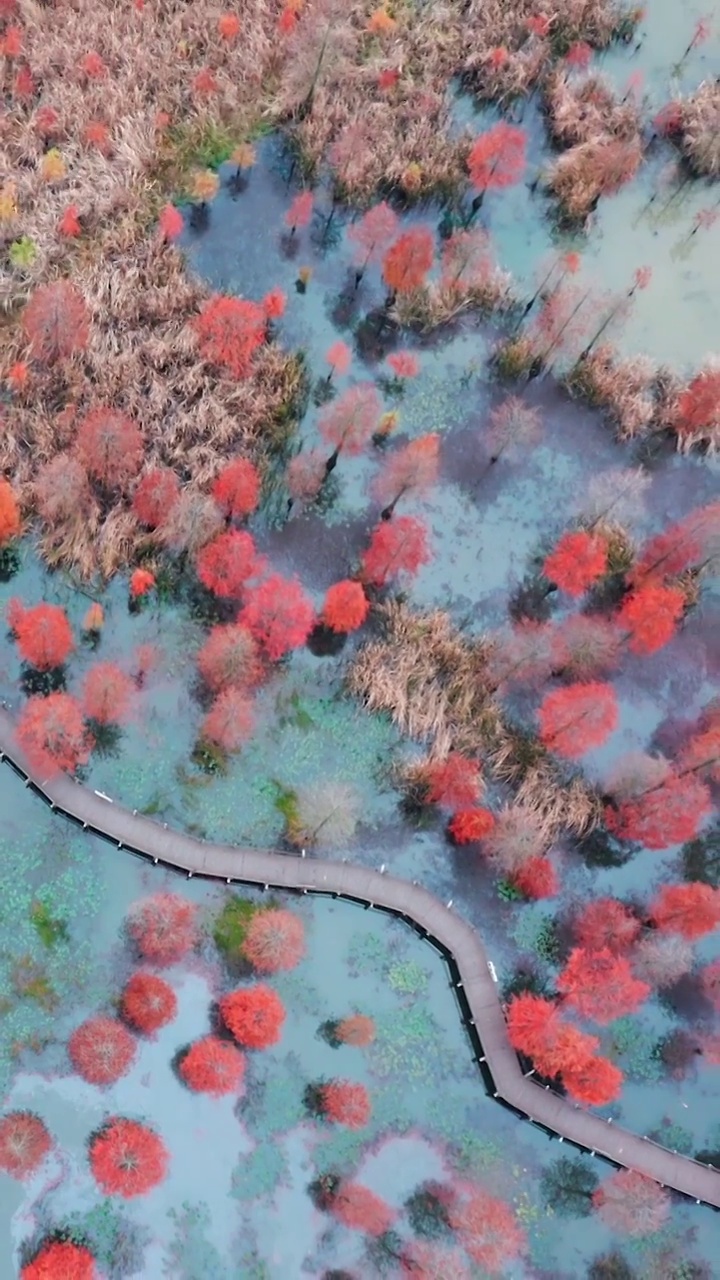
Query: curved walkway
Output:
[[0, 707, 718, 1207]]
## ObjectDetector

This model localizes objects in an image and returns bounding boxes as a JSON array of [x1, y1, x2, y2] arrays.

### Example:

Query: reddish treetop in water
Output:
[[573, 898, 641, 954], [372, 433, 439, 516], [506, 992, 561, 1060], [562, 1054, 624, 1107], [285, 190, 313, 230], [321, 580, 369, 634], [674, 368, 720, 445], [68, 1016, 137, 1086], [194, 294, 266, 379], [196, 529, 263, 599], [0, 1112, 51, 1179], [127, 893, 198, 965], [121, 972, 178, 1034], [592, 1169, 670, 1237], [448, 806, 496, 845], [537, 681, 618, 758], [318, 382, 382, 457], [241, 908, 305, 972], [22, 1241, 96, 1280], [325, 340, 352, 377], [347, 201, 399, 267], [132, 467, 180, 528], [400, 1241, 472, 1280], [449, 1183, 527, 1272], [200, 688, 255, 753], [616, 582, 686, 655], [179, 1036, 245, 1095], [511, 855, 558, 900], [196, 623, 261, 693], [605, 770, 712, 849], [10, 601, 74, 669], [467, 122, 526, 193], [239, 574, 315, 661], [335, 1014, 376, 1046], [82, 662, 134, 725], [90, 1118, 168, 1197], [75, 406, 144, 488], [22, 280, 90, 364], [360, 516, 431, 587], [649, 882, 720, 940], [543, 530, 608, 597], [557, 946, 650, 1023], [425, 752, 482, 807], [211, 458, 261, 520], [219, 984, 286, 1049], [0, 478, 21, 545], [330, 1181, 396, 1235], [319, 1079, 371, 1128], [16, 692, 91, 777], [382, 228, 435, 294]]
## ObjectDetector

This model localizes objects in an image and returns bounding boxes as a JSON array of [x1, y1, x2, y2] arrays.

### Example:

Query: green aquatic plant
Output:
[[30, 899, 69, 949], [540, 1155, 599, 1217], [9, 236, 37, 270], [386, 959, 429, 996], [231, 1142, 287, 1201], [213, 893, 273, 959], [609, 1016, 663, 1083]]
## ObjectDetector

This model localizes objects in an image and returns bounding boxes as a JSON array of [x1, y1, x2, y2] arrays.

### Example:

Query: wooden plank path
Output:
[[0, 706, 718, 1207]]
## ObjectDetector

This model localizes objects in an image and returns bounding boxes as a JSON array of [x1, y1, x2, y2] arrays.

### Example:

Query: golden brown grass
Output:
[[670, 79, 720, 179], [348, 599, 600, 837]]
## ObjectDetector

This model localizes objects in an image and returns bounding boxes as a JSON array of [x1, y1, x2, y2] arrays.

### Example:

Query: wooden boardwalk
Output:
[[0, 705, 718, 1207]]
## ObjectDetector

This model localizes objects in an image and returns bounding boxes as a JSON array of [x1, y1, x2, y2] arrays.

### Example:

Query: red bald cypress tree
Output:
[[0, 1112, 52, 1179], [196, 530, 263, 599], [22, 280, 90, 364], [75, 407, 143, 488], [179, 1036, 245, 1095], [382, 228, 435, 296], [212, 458, 261, 520], [22, 1242, 96, 1280], [649, 882, 720, 940], [132, 467, 180, 528], [605, 770, 712, 849], [425, 752, 482, 807], [573, 898, 641, 954], [348, 201, 399, 285], [82, 662, 134, 725], [319, 1079, 371, 1128], [321, 580, 369, 634], [219, 984, 286, 1049], [372, 433, 440, 520], [360, 515, 431, 587], [557, 947, 650, 1023], [16, 693, 91, 776], [538, 681, 618, 759], [616, 582, 686, 655], [318, 382, 382, 473], [467, 122, 527, 212], [239, 574, 314, 660], [10, 601, 74, 670], [543, 530, 608, 597], [195, 294, 266, 379]]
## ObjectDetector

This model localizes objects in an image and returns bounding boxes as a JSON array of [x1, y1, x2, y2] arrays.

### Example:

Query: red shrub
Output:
[[120, 972, 177, 1034], [16, 693, 92, 777], [573, 898, 641, 953], [557, 947, 650, 1023], [219, 984, 286, 1049], [448, 807, 496, 845], [348, 202, 399, 275], [22, 280, 90, 364], [605, 771, 712, 849], [75, 407, 143, 488], [321, 580, 369, 634], [132, 467, 180, 528], [262, 288, 286, 319], [372, 433, 439, 518], [543, 530, 608, 597], [616, 583, 686, 655], [537, 681, 618, 758], [82, 662, 134, 725], [387, 351, 420, 379], [179, 1036, 245, 1095], [127, 893, 198, 965], [360, 515, 430, 586], [218, 11, 241, 39], [68, 1016, 137, 1086], [674, 368, 720, 446], [325, 340, 352, 377], [319, 383, 382, 459], [511, 856, 558, 899], [241, 908, 305, 972], [239, 574, 315, 661], [58, 204, 81, 237], [505, 992, 561, 1061], [0, 478, 21, 544], [130, 569, 155, 599], [285, 191, 313, 232], [195, 294, 266, 379], [200, 689, 255, 753], [11, 601, 74, 669], [425, 752, 482, 808], [382, 228, 435, 294], [21, 1241, 96, 1280], [562, 1055, 624, 1106], [196, 529, 262, 599], [0, 1112, 51, 1179], [331, 1181, 395, 1235], [335, 1014, 375, 1046], [158, 203, 184, 242], [89, 1118, 168, 1197], [211, 458, 261, 520], [449, 1184, 527, 1272], [649, 882, 720, 940], [592, 1170, 670, 1236], [196, 623, 260, 692], [319, 1079, 371, 1128], [467, 123, 527, 197]]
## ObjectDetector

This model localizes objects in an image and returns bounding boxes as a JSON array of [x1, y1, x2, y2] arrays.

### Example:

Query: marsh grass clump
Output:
[[565, 346, 660, 441], [661, 80, 720, 179]]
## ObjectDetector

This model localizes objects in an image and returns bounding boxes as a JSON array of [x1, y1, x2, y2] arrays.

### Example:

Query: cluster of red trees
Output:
[[21, 1241, 96, 1280], [507, 992, 623, 1105]]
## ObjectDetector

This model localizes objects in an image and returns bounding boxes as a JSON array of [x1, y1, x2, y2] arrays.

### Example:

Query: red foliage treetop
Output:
[[629, 501, 720, 586], [649, 882, 720, 940], [562, 1055, 624, 1107], [21, 1242, 96, 1280], [127, 893, 198, 965], [194, 294, 266, 379], [400, 1242, 472, 1280], [592, 1169, 670, 1237], [347, 201, 399, 269], [212, 457, 261, 520], [0, 478, 21, 545], [537, 681, 618, 759], [219, 984, 286, 1050], [90, 1118, 168, 1198], [239, 574, 315, 661], [75, 406, 144, 488], [82, 662, 134, 725], [467, 122, 527, 194], [241, 908, 305, 972], [616, 582, 686, 655], [200, 688, 255, 753], [449, 1183, 527, 1272], [10, 600, 74, 670], [318, 382, 382, 459], [505, 992, 561, 1060], [372, 433, 440, 518], [22, 280, 90, 365], [557, 946, 650, 1023], [573, 898, 641, 954], [132, 467, 180, 529], [543, 530, 608, 597], [605, 770, 712, 849], [16, 692, 92, 777], [448, 807, 496, 845], [0, 1112, 51, 1179], [120, 972, 177, 1035], [360, 515, 431, 587], [285, 190, 313, 231], [335, 1014, 375, 1046], [320, 1079, 371, 1128], [674, 368, 720, 446], [196, 623, 260, 693], [321, 579, 369, 634], [331, 1181, 396, 1236], [325, 340, 352, 377], [180, 1036, 245, 1095], [68, 1015, 137, 1086], [425, 752, 482, 808], [511, 855, 558, 900], [196, 529, 263, 599], [382, 228, 435, 294]]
